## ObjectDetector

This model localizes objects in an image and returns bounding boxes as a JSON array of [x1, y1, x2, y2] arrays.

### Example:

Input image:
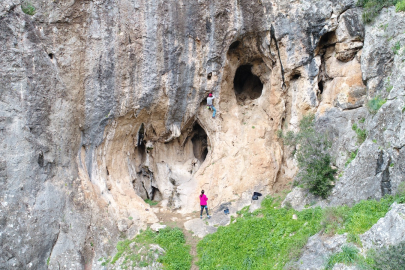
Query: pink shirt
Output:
[[200, 194, 208, 206]]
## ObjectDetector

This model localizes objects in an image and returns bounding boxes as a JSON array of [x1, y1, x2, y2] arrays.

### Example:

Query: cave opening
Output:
[[136, 124, 146, 164], [151, 186, 162, 201], [233, 64, 263, 102], [191, 122, 208, 163]]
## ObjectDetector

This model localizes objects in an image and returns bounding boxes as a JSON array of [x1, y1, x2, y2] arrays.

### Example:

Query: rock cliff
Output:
[[0, 0, 404, 269]]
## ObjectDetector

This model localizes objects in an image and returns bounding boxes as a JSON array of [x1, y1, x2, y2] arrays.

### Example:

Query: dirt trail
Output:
[[148, 208, 202, 270]]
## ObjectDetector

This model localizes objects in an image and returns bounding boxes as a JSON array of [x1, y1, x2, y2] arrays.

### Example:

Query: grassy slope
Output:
[[197, 195, 400, 270]]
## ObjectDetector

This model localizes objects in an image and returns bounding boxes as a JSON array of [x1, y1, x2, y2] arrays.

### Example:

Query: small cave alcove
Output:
[[136, 123, 146, 162], [191, 123, 208, 163], [233, 64, 263, 103]]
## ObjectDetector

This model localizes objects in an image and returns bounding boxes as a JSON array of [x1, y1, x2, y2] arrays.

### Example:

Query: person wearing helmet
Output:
[[207, 93, 216, 118]]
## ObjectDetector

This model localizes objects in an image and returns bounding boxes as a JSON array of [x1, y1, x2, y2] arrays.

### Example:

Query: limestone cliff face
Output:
[[0, 0, 404, 269]]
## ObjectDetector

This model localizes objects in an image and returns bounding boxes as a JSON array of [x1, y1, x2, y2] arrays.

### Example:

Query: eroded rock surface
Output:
[[1, 0, 405, 269]]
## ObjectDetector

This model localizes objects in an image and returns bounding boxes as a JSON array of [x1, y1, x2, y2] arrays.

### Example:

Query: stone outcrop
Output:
[[1, 0, 405, 269], [295, 203, 405, 270]]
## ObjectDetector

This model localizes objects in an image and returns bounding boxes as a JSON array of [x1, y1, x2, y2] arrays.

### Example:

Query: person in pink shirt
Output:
[[200, 190, 210, 219]]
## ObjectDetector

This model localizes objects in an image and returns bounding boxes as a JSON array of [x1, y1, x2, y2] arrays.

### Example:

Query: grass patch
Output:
[[396, 0, 405, 11], [196, 194, 404, 270], [197, 196, 324, 270], [144, 199, 159, 206], [325, 245, 360, 269], [352, 123, 367, 144], [21, 1, 36, 15], [345, 150, 358, 167], [107, 227, 191, 270], [367, 95, 386, 113], [392, 41, 401, 55], [357, 0, 399, 23]]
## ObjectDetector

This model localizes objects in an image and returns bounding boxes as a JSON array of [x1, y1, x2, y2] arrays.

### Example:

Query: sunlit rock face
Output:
[[1, 0, 404, 268]]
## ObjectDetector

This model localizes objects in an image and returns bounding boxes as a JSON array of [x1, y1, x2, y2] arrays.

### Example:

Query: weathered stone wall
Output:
[[1, 0, 404, 269]]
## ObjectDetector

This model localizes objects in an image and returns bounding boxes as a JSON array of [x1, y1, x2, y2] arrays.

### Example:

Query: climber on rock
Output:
[[200, 190, 211, 219], [207, 93, 216, 119]]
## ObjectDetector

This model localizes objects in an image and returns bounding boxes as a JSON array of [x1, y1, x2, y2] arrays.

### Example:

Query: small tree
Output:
[[280, 114, 336, 198]]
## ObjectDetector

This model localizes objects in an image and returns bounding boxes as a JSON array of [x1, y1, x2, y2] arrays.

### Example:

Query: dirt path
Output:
[[148, 208, 201, 270]]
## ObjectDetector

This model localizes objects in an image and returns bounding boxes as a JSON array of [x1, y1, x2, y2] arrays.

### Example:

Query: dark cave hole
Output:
[[318, 81, 324, 94], [136, 124, 146, 163], [291, 72, 301, 80], [106, 167, 109, 176], [48, 53, 54, 59], [233, 65, 263, 102], [137, 123, 145, 147], [151, 186, 162, 201], [191, 122, 208, 163], [38, 152, 44, 167], [229, 40, 240, 51], [207, 72, 212, 79], [316, 31, 336, 55]]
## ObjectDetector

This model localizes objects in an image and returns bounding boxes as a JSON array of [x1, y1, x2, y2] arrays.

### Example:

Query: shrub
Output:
[[21, 1, 36, 15], [280, 114, 336, 198], [352, 124, 367, 144], [367, 95, 386, 113], [357, 0, 399, 23], [368, 241, 405, 269], [396, 0, 405, 11]]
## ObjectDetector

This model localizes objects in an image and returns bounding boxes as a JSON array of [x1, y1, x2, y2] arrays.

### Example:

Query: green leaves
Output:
[[197, 197, 324, 270], [352, 123, 367, 144], [21, 1, 36, 15], [107, 227, 191, 270], [357, 0, 399, 23], [280, 113, 336, 198], [367, 95, 386, 113]]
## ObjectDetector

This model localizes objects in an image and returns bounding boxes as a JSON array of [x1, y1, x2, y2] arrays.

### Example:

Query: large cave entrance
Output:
[[191, 122, 208, 163], [234, 64, 263, 103]]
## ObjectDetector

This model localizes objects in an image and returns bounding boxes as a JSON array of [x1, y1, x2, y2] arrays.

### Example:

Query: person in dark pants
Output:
[[199, 190, 211, 219]]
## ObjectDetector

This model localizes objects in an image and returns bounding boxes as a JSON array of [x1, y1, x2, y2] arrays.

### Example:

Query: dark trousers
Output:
[[200, 205, 209, 216]]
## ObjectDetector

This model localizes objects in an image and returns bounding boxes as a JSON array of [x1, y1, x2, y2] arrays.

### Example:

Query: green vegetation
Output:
[[197, 197, 324, 270], [352, 124, 367, 144], [144, 199, 159, 206], [366, 241, 405, 269], [326, 240, 405, 269], [392, 41, 401, 54], [396, 0, 405, 11], [367, 96, 387, 113], [279, 114, 336, 198], [357, 0, 399, 23], [321, 196, 395, 235], [347, 232, 363, 247], [106, 227, 191, 270], [21, 1, 36, 15], [345, 150, 358, 167], [197, 195, 403, 270], [325, 245, 360, 269]]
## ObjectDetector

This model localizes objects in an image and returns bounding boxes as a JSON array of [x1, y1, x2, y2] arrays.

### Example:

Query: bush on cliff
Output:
[[357, 0, 401, 23], [280, 114, 336, 198]]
